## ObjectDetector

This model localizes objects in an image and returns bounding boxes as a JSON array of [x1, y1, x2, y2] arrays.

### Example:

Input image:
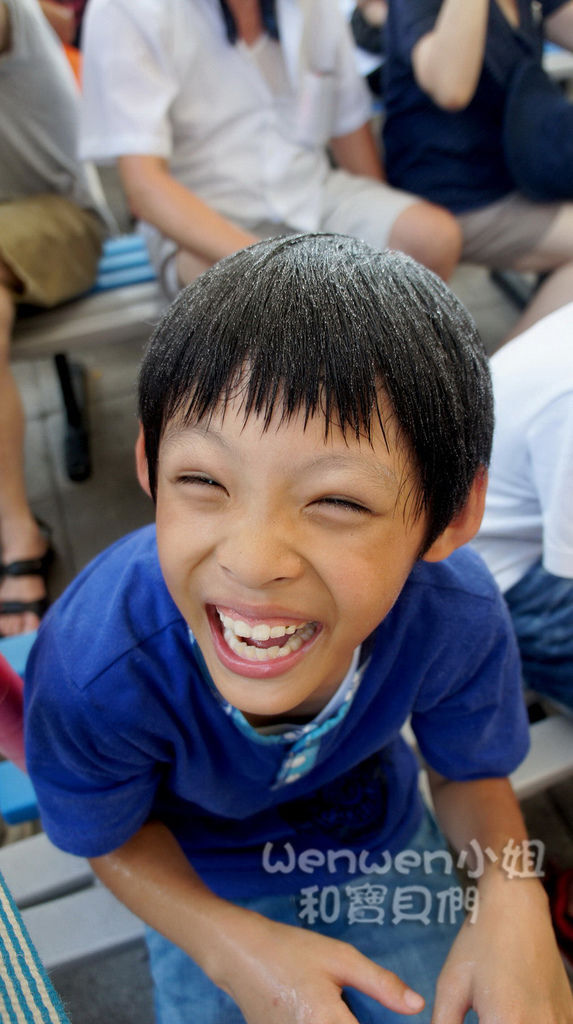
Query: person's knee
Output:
[[388, 202, 462, 281]]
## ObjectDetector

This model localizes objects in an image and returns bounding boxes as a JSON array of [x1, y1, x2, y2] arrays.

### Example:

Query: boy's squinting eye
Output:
[[317, 497, 371, 515], [177, 473, 224, 490]]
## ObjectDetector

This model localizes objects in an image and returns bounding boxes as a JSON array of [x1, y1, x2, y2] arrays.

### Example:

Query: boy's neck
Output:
[[243, 709, 316, 729], [241, 647, 362, 729]]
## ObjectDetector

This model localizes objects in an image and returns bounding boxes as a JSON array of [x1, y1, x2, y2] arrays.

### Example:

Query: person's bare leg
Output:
[[0, 268, 49, 636], [503, 204, 573, 341], [387, 201, 462, 281]]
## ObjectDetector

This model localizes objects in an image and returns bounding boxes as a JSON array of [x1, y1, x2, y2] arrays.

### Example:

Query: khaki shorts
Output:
[[0, 194, 105, 307], [457, 192, 563, 268], [318, 167, 417, 251]]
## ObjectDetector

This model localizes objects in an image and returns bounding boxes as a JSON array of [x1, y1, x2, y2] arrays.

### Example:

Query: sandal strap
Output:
[[1, 549, 53, 579], [0, 597, 48, 617]]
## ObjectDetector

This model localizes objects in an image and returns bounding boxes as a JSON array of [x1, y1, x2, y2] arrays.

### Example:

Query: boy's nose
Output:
[[217, 516, 303, 589]]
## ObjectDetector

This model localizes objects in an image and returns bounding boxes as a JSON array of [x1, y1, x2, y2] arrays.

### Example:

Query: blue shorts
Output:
[[146, 809, 478, 1023], [504, 560, 573, 711]]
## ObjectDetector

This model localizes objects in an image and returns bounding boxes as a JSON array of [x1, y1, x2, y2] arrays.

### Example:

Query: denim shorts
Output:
[[504, 560, 573, 711], [146, 809, 478, 1024]]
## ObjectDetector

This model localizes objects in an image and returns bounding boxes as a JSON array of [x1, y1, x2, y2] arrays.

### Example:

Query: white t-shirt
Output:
[[473, 302, 573, 593], [80, 0, 372, 231]]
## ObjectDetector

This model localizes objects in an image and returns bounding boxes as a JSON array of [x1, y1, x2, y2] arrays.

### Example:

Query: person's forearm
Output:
[[89, 820, 268, 990], [118, 155, 258, 267], [428, 772, 544, 895], [429, 773, 572, 1021], [329, 123, 385, 180], [91, 820, 428, 1022], [412, 0, 490, 110], [429, 773, 528, 860]]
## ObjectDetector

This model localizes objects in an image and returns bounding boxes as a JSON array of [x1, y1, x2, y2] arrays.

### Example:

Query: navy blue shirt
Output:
[[383, 0, 567, 212], [24, 526, 528, 900]]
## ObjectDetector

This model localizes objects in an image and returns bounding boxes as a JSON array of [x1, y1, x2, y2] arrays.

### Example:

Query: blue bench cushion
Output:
[[92, 234, 157, 293], [0, 762, 38, 825]]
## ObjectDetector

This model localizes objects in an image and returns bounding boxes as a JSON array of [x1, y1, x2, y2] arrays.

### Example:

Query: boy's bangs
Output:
[[173, 337, 385, 445]]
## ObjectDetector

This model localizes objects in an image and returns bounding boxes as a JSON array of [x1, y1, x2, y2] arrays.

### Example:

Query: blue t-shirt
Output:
[[24, 526, 528, 900], [383, 0, 567, 212]]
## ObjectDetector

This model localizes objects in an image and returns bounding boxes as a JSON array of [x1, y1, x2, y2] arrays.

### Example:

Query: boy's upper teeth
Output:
[[217, 610, 306, 640]]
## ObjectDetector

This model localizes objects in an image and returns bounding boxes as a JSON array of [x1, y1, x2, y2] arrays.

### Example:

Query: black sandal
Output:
[[0, 521, 54, 628]]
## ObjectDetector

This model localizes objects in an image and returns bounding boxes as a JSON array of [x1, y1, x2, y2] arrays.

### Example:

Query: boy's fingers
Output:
[[340, 952, 425, 1016], [431, 972, 472, 1024]]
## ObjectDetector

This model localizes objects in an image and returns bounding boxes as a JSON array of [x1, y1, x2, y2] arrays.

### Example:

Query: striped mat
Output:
[[0, 870, 70, 1023]]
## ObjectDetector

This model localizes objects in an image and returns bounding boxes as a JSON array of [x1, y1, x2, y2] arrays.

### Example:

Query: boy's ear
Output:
[[135, 424, 152, 498], [422, 468, 488, 563]]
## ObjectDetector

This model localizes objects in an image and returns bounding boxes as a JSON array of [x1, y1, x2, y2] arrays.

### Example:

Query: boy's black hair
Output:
[[138, 234, 493, 550]]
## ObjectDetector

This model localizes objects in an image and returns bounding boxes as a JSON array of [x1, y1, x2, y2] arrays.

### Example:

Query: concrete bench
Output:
[[0, 833, 145, 974]]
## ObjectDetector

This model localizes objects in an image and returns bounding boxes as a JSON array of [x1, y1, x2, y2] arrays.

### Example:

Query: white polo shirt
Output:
[[473, 302, 573, 593], [80, 0, 372, 231]]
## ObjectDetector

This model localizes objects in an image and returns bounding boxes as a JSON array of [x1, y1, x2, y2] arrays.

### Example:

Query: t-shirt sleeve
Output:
[[528, 393, 573, 579], [410, 583, 530, 780], [79, 0, 181, 162], [390, 0, 443, 63], [24, 629, 165, 857]]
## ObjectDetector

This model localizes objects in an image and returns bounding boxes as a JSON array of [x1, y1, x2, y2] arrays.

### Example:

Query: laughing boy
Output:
[[25, 235, 572, 1023]]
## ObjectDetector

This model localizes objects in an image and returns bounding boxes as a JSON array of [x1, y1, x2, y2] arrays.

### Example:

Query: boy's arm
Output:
[[329, 123, 385, 181], [90, 819, 425, 1024], [428, 771, 573, 1022], [117, 155, 258, 268], [411, 0, 490, 110]]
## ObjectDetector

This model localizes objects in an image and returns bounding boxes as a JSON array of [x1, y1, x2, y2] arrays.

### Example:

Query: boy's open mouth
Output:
[[206, 605, 320, 677], [218, 609, 317, 661]]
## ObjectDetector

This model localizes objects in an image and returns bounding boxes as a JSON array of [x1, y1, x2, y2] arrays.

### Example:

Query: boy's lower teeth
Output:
[[223, 624, 315, 661]]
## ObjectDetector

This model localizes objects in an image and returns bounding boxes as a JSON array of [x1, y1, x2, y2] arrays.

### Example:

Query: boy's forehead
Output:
[[159, 403, 417, 488]]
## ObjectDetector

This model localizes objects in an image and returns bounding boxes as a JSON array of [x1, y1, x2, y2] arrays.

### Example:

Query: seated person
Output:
[[0, 0, 107, 636], [25, 235, 571, 1023], [383, 0, 573, 339], [79, 0, 462, 296], [473, 301, 573, 712]]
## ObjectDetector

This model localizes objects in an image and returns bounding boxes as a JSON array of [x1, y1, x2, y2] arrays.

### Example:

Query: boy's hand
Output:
[[218, 913, 425, 1023], [432, 875, 573, 1023]]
